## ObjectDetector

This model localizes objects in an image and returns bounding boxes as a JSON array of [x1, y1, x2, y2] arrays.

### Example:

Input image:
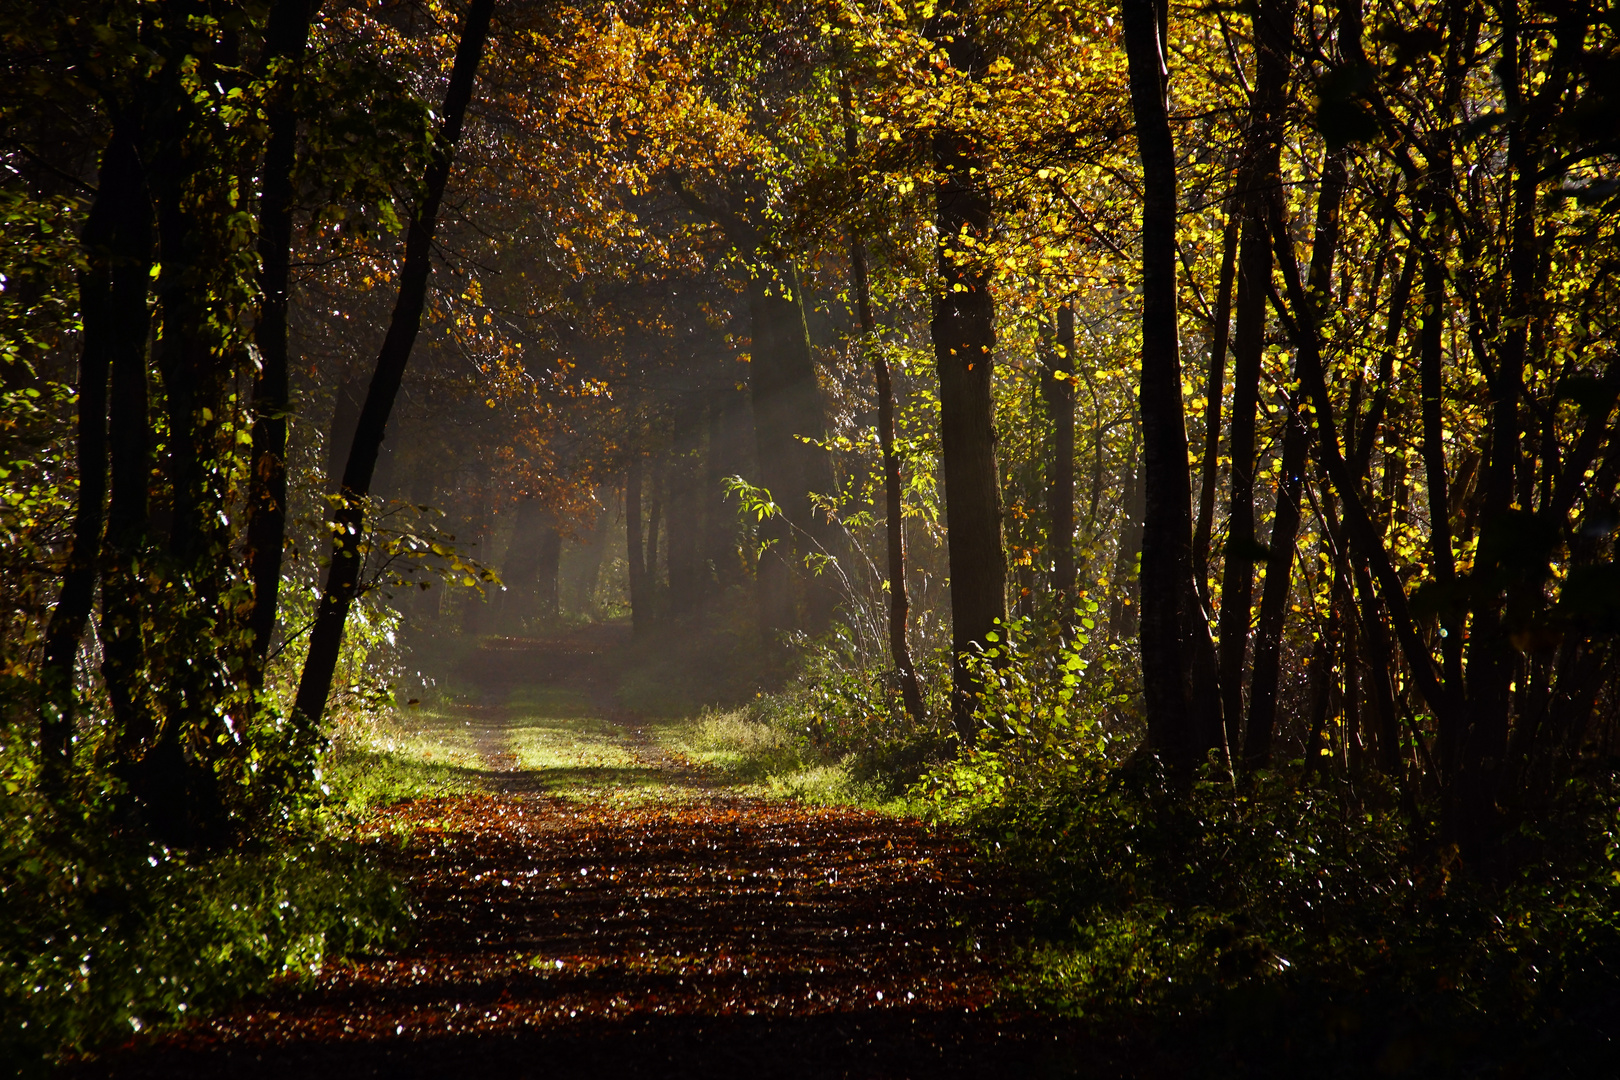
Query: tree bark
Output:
[[626, 454, 649, 636], [294, 0, 495, 727], [38, 116, 149, 782], [928, 9, 1006, 743], [842, 74, 924, 721], [1044, 303, 1078, 629], [1192, 208, 1239, 598], [245, 0, 320, 687], [1122, 0, 1222, 771], [537, 525, 561, 621]]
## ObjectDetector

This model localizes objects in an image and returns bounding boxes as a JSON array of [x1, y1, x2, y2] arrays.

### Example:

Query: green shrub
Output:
[[0, 788, 411, 1075]]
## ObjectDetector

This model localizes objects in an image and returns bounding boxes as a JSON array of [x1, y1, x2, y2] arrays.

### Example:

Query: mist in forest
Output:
[[4, 0, 1619, 1073]]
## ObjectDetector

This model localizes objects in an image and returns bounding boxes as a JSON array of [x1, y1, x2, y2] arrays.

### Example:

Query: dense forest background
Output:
[[3, 0, 1619, 1072]]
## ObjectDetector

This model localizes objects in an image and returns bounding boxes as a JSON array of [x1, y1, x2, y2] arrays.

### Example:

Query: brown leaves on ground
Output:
[[80, 795, 1093, 1078]]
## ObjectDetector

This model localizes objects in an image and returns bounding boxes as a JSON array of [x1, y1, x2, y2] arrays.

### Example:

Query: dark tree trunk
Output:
[[1215, 0, 1292, 763], [39, 117, 149, 782], [1246, 148, 1348, 770], [746, 267, 843, 633], [626, 454, 649, 636], [1216, 218, 1271, 754], [1192, 208, 1240, 598], [500, 497, 546, 628], [747, 273, 819, 639], [294, 0, 495, 727], [705, 394, 749, 591], [537, 526, 561, 621], [1109, 426, 1145, 639], [929, 9, 1006, 742], [245, 0, 320, 686], [1243, 404, 1307, 769], [842, 75, 924, 721], [98, 111, 158, 755], [1044, 303, 1077, 628], [667, 410, 704, 616], [1122, 0, 1222, 771], [645, 459, 664, 613]]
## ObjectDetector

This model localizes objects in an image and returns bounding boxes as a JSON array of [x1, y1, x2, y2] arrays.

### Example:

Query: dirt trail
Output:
[[79, 630, 1093, 1078]]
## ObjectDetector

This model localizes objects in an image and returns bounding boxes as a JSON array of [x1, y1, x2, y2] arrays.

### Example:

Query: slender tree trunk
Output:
[[1217, 216, 1271, 755], [1192, 208, 1239, 597], [1122, 0, 1222, 771], [626, 455, 648, 636], [500, 497, 546, 628], [667, 411, 703, 616], [842, 75, 923, 721], [38, 118, 148, 782], [1044, 303, 1077, 628], [1215, 0, 1292, 764], [1246, 147, 1347, 769], [746, 271, 826, 638], [646, 459, 664, 614], [928, 9, 1006, 742], [1243, 393, 1306, 769], [246, 0, 320, 687], [537, 526, 561, 621], [294, 0, 495, 726], [1109, 425, 1145, 639]]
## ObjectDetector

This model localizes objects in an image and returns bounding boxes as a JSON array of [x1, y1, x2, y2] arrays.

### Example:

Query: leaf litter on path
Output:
[[77, 793, 1096, 1078]]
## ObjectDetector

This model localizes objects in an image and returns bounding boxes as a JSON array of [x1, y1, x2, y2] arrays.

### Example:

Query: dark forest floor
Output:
[[69, 629, 1112, 1079]]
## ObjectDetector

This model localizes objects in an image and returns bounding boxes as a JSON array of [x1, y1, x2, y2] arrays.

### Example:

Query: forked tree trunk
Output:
[[295, 0, 496, 727]]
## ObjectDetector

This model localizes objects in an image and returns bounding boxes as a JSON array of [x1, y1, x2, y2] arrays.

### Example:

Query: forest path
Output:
[[81, 629, 1090, 1078]]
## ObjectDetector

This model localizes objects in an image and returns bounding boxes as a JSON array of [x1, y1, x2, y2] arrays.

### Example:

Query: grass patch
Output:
[[327, 707, 485, 811], [662, 708, 894, 808]]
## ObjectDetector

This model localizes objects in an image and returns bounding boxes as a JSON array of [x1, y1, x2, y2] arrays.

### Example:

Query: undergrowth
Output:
[[0, 785, 410, 1077], [901, 622, 1620, 1076]]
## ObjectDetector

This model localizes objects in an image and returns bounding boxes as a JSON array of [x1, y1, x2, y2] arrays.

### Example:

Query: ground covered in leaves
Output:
[[68, 632, 1101, 1078], [75, 794, 1098, 1078]]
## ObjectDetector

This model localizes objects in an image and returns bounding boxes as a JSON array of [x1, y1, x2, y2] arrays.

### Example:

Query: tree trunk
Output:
[[626, 452, 649, 636], [295, 0, 495, 727], [1215, 0, 1293, 763], [1044, 303, 1077, 629], [1246, 147, 1348, 770], [1216, 217, 1270, 754], [1109, 425, 1145, 639], [38, 116, 149, 782], [1122, 0, 1222, 772], [537, 525, 561, 621], [842, 75, 924, 721], [666, 409, 704, 616], [245, 0, 320, 686], [929, 9, 1006, 742], [746, 266, 842, 632], [1192, 208, 1240, 598], [645, 459, 664, 615], [500, 497, 547, 628]]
